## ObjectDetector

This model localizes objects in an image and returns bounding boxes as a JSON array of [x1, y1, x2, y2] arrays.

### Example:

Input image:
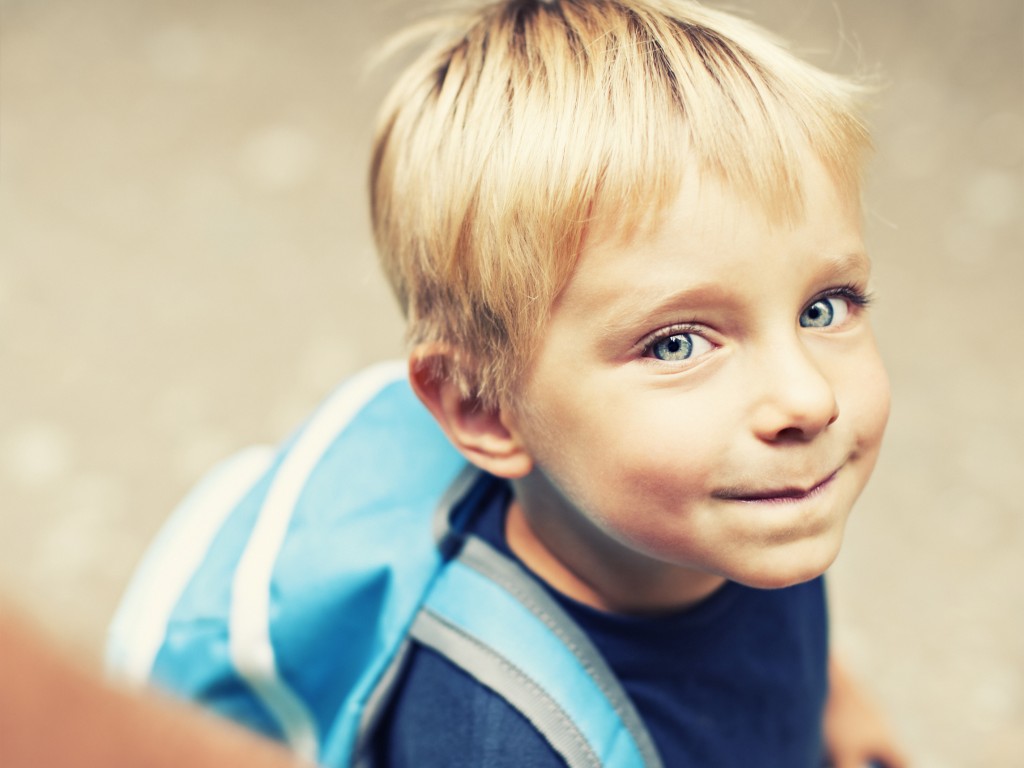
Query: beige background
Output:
[[1, 0, 1021, 765]]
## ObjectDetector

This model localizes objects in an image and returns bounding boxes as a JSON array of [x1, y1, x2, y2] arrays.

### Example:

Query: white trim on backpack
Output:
[[106, 445, 275, 684], [228, 360, 408, 760]]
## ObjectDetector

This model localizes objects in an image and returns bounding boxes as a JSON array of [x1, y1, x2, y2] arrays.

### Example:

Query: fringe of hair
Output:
[[370, 0, 873, 408]]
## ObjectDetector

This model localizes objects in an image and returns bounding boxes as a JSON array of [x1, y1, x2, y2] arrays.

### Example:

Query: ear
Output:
[[408, 345, 533, 479]]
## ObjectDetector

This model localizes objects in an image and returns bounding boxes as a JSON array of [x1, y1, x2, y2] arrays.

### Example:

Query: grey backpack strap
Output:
[[413, 536, 663, 768]]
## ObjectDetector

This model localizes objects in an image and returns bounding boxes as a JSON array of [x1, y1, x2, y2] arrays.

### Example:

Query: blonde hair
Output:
[[370, 0, 871, 407]]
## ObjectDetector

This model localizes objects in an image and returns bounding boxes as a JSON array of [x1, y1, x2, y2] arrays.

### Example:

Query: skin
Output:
[[0, 604, 312, 768], [412, 150, 905, 766], [503, 155, 890, 613]]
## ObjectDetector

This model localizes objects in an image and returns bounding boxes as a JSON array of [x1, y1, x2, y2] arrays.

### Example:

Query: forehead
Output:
[[560, 155, 867, 316]]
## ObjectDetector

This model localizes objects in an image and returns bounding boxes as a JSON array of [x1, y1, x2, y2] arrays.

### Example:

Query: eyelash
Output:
[[637, 284, 873, 359], [637, 322, 710, 359], [814, 283, 874, 310]]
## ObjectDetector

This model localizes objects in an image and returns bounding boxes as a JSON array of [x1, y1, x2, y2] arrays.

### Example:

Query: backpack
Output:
[[107, 361, 662, 768]]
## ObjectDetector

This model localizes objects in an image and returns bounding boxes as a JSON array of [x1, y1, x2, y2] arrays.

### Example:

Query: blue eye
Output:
[[800, 296, 851, 328], [651, 333, 695, 361], [644, 330, 713, 363]]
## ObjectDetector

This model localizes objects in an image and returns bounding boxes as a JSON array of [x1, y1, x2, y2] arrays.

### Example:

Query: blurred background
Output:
[[1, 0, 1021, 764]]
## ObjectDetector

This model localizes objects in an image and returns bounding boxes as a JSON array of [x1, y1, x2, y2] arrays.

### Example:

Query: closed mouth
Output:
[[714, 468, 840, 504]]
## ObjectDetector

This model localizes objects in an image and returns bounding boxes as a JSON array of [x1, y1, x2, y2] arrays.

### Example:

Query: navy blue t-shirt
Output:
[[377, 479, 828, 767]]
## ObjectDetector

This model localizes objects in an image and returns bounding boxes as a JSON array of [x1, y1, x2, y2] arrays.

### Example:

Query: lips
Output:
[[713, 467, 840, 503]]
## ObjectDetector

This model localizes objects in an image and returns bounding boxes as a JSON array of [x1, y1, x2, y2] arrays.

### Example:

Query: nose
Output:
[[749, 337, 839, 443]]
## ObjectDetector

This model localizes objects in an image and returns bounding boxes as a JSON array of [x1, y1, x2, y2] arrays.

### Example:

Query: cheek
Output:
[[840, 348, 891, 451], [557, 416, 726, 542], [551, 392, 727, 488], [518, 370, 734, 531]]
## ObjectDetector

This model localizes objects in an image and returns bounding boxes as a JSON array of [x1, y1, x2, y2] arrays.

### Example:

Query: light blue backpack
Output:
[[107, 361, 661, 768]]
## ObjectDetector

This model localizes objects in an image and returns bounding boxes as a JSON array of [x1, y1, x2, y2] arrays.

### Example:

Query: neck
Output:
[[504, 495, 726, 616]]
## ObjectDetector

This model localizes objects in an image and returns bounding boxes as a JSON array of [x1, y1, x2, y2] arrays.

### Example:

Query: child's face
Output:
[[506, 154, 890, 602]]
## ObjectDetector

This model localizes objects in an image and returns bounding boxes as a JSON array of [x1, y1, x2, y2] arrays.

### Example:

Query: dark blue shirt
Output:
[[377, 479, 828, 767]]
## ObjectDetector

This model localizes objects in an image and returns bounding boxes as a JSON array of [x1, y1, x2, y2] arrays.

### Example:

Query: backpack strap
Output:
[[107, 362, 472, 765], [412, 536, 664, 768], [107, 360, 661, 767]]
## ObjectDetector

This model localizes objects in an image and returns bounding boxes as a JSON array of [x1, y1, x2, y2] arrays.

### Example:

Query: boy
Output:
[[110, 1, 906, 766], [372, 2, 901, 764]]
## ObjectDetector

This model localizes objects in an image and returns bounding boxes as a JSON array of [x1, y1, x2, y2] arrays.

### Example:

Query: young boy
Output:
[[110, 1, 906, 766], [371, 1, 902, 766]]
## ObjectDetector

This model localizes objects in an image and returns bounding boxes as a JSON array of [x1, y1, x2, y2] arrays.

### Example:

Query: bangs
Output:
[[371, 0, 873, 405], [534, 0, 873, 236]]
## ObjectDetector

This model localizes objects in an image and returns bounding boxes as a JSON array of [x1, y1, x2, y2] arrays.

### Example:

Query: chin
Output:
[[723, 537, 842, 590]]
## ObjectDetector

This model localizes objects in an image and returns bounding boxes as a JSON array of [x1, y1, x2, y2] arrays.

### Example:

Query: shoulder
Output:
[[375, 643, 566, 768]]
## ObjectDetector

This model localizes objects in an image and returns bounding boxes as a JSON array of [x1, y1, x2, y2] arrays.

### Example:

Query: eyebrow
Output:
[[591, 281, 735, 341], [590, 250, 872, 341], [817, 250, 873, 279]]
